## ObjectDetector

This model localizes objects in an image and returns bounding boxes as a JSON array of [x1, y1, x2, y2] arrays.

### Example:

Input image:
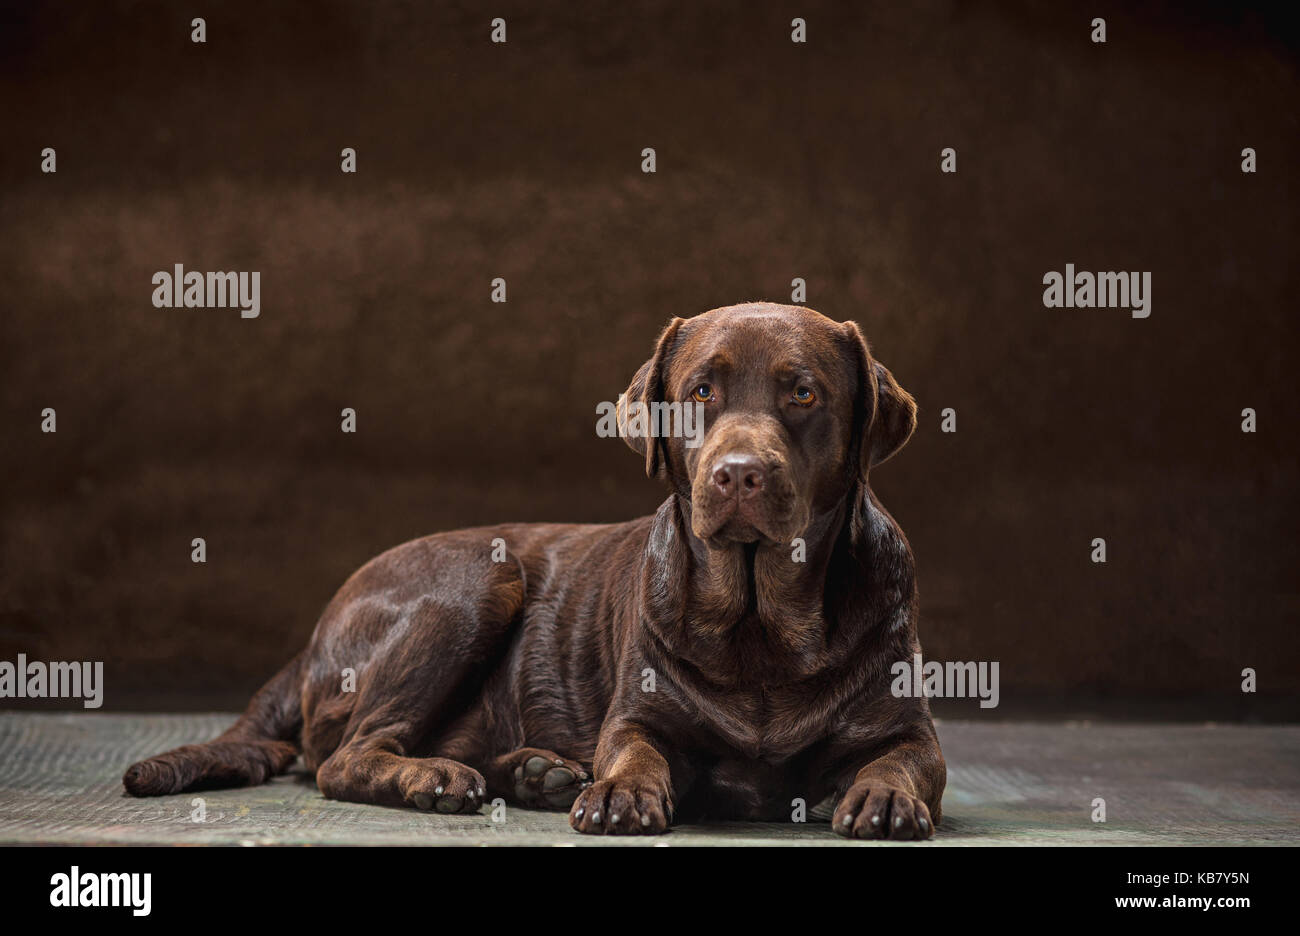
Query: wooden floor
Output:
[[1, 713, 1296, 846]]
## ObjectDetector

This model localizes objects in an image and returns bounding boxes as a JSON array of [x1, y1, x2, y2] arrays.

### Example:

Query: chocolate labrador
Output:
[[124, 302, 946, 839]]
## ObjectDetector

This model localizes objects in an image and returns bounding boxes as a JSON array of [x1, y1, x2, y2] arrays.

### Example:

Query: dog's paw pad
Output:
[[511, 750, 588, 807]]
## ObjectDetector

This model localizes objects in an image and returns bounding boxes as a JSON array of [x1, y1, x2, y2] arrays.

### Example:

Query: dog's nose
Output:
[[711, 455, 766, 499]]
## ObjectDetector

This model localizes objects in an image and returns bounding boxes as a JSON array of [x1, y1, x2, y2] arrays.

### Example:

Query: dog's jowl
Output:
[[123, 302, 946, 840]]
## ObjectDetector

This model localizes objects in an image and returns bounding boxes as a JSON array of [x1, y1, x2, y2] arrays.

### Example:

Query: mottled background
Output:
[[1, 1, 1296, 716]]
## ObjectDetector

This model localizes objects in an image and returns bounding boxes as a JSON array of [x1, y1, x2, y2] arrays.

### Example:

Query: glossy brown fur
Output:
[[124, 303, 946, 839]]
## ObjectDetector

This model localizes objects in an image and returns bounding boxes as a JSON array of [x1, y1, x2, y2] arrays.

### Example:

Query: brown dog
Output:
[[124, 302, 946, 839]]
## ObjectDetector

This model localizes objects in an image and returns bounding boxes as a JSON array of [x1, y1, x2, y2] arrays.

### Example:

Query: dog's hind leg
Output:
[[316, 741, 487, 813], [308, 542, 528, 812], [123, 651, 305, 796]]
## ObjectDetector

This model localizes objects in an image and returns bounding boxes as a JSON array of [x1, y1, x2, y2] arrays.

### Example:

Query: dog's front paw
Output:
[[832, 782, 934, 841], [569, 777, 672, 835]]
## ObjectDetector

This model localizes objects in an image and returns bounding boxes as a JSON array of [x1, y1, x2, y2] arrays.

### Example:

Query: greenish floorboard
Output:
[[0, 714, 1296, 846]]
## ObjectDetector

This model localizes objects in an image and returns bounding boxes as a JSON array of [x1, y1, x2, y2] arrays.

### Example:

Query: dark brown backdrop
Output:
[[2, 1, 1296, 716]]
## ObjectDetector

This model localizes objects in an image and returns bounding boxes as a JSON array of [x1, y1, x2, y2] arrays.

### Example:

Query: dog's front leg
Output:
[[569, 718, 675, 835], [831, 735, 946, 841]]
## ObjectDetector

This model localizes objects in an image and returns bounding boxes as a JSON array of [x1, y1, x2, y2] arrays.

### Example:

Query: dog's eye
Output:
[[792, 386, 817, 407], [692, 384, 715, 403]]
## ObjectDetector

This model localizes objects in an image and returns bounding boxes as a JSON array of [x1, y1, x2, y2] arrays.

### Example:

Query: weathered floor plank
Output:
[[1, 714, 1296, 846]]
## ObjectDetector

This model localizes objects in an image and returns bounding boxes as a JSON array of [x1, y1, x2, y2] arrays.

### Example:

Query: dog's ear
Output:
[[844, 321, 918, 473], [618, 317, 685, 479], [869, 358, 918, 468]]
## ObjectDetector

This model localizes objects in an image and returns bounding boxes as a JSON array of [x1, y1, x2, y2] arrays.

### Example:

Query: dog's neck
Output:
[[639, 491, 862, 678]]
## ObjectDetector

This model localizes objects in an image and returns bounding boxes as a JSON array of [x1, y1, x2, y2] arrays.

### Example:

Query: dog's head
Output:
[[619, 303, 916, 548]]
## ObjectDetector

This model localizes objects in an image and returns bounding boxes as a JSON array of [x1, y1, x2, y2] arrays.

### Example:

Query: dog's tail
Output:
[[122, 652, 305, 797]]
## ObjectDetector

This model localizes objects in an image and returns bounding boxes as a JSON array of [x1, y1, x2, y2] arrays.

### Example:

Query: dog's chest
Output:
[[683, 691, 838, 820], [692, 683, 826, 761], [689, 754, 821, 821]]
